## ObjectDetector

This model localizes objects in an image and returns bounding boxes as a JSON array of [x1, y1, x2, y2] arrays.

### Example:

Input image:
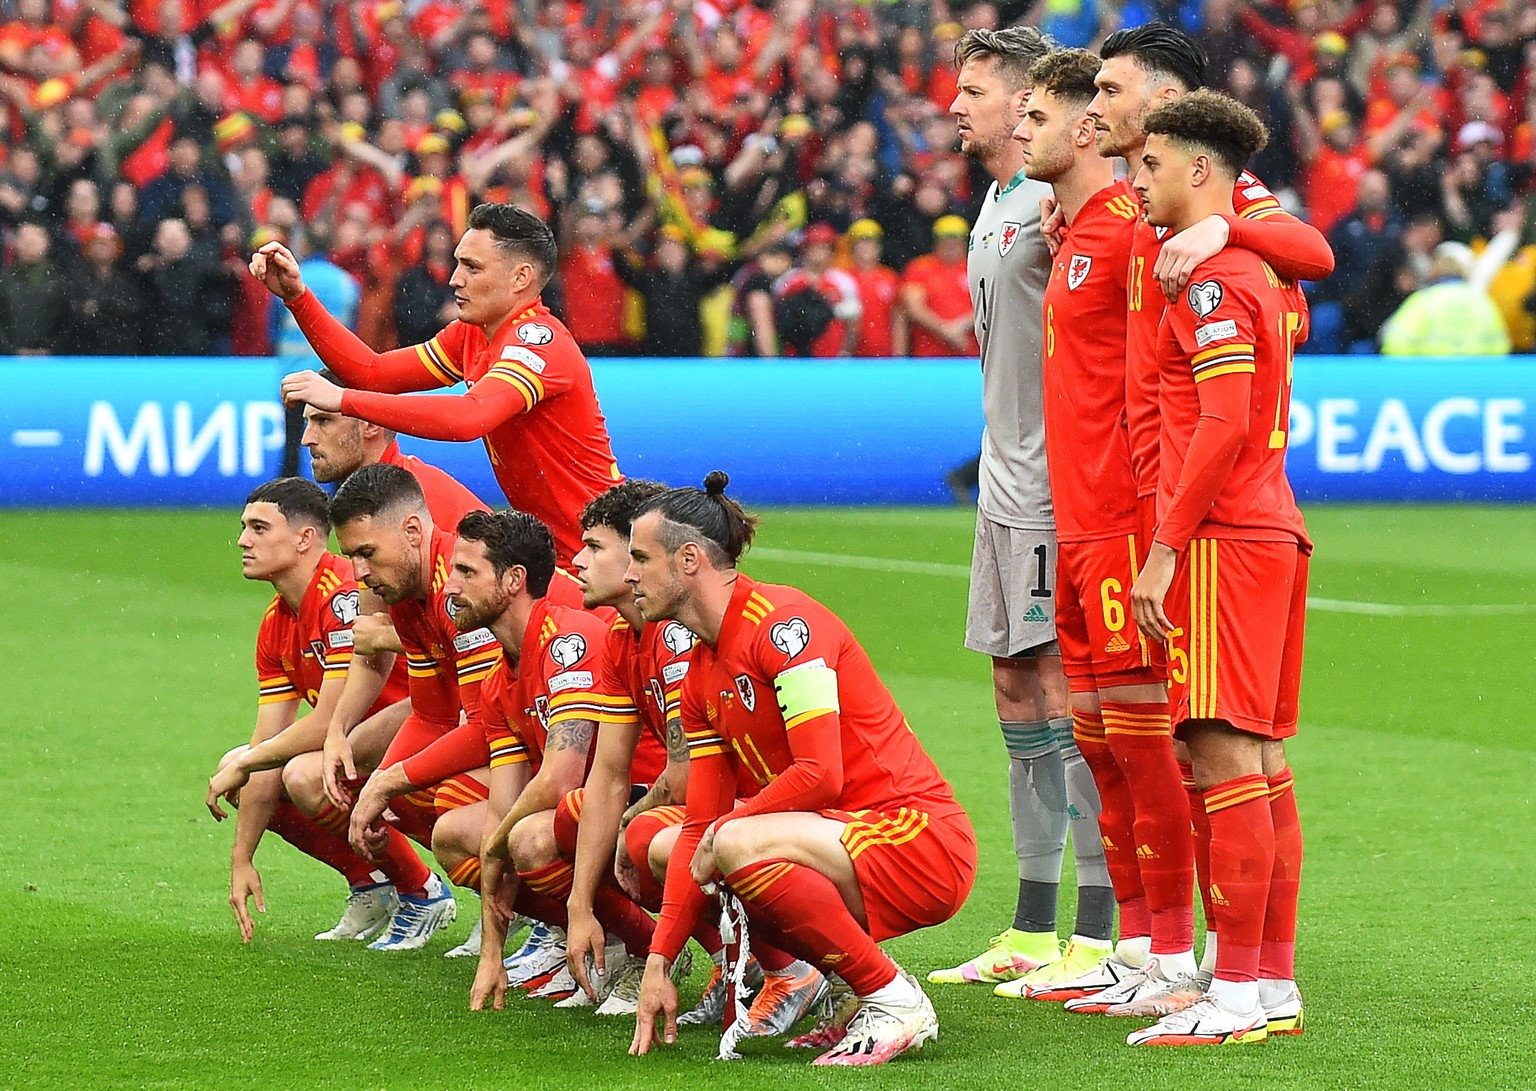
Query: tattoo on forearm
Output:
[[548, 719, 596, 753], [665, 716, 688, 763]]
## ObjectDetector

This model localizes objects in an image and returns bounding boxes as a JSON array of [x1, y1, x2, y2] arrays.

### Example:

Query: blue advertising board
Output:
[[0, 356, 1532, 506]]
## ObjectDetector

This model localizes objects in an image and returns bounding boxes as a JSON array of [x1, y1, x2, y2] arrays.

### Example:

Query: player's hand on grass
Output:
[[249, 241, 306, 302], [566, 909, 609, 1001], [205, 762, 250, 820], [629, 955, 680, 1055], [1130, 543, 1177, 641], [1156, 214, 1229, 300], [322, 732, 357, 808], [229, 861, 266, 943], [1040, 196, 1065, 257], [280, 370, 343, 412], [469, 948, 508, 1011]]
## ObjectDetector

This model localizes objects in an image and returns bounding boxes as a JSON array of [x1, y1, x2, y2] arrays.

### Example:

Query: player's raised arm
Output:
[[1153, 186, 1335, 299]]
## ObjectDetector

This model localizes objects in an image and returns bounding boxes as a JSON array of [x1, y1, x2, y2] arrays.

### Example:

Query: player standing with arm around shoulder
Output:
[[628, 474, 978, 1067], [253, 203, 623, 568], [992, 47, 1203, 1014], [1127, 90, 1310, 1047], [929, 26, 1115, 989]]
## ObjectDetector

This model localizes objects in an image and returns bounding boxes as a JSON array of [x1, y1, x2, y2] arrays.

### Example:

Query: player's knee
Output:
[[217, 745, 248, 773], [508, 811, 557, 871], [647, 825, 679, 882], [281, 756, 323, 812], [710, 820, 767, 875]]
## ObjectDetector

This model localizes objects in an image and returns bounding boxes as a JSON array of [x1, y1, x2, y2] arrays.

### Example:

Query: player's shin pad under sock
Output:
[[269, 801, 380, 888], [1182, 761, 1215, 925], [593, 886, 656, 957], [1004, 720, 1068, 932], [724, 858, 896, 996], [552, 790, 582, 860], [1260, 767, 1302, 982], [1054, 717, 1112, 926], [311, 800, 431, 896], [1101, 702, 1195, 948], [1202, 775, 1274, 986], [1073, 710, 1146, 922], [447, 856, 482, 892], [520, 859, 575, 901]]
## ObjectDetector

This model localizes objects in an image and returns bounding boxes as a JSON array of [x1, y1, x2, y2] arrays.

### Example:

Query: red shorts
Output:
[[377, 715, 487, 841], [825, 802, 977, 942], [1057, 534, 1164, 692], [1166, 538, 1308, 740]]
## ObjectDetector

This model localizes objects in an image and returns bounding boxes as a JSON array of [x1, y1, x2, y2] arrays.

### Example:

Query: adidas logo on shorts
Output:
[[1105, 632, 1131, 654], [1023, 605, 1049, 623]]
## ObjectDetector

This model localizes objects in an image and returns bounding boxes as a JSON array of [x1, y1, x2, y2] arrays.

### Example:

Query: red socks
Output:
[[269, 801, 378, 888], [1072, 709, 1147, 937], [724, 858, 896, 995], [1202, 774, 1274, 984], [311, 801, 431, 897], [1101, 701, 1194, 953], [553, 790, 583, 860], [1261, 767, 1302, 981], [447, 856, 482, 892], [1181, 760, 1214, 927]]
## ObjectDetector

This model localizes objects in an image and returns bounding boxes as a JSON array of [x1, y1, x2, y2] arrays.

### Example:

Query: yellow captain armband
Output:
[[773, 662, 840, 730]]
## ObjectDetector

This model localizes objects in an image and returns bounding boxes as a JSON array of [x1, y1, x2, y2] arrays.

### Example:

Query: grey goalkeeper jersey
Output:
[[968, 171, 1055, 530]]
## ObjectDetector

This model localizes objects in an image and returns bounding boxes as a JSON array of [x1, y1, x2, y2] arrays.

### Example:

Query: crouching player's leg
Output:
[[712, 805, 978, 1066]]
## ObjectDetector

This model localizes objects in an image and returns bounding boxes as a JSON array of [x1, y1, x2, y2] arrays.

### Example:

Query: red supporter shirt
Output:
[[287, 292, 624, 567], [376, 440, 488, 531], [558, 244, 628, 346], [256, 551, 408, 712], [1304, 144, 1370, 237], [846, 264, 899, 357], [902, 254, 976, 357], [1155, 249, 1311, 552], [1042, 182, 1141, 543], [1125, 171, 1335, 503], [651, 575, 964, 959], [588, 614, 692, 785]]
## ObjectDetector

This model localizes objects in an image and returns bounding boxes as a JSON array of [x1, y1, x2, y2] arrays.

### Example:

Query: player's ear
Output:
[[1190, 152, 1213, 188], [505, 563, 527, 596], [1075, 114, 1095, 147], [676, 541, 700, 575], [401, 511, 423, 546]]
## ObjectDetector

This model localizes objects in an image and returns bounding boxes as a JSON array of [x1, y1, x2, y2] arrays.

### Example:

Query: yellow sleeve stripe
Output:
[[415, 336, 463, 385], [488, 362, 546, 400], [257, 692, 299, 705], [586, 693, 637, 710], [688, 742, 728, 758], [1192, 343, 1255, 366], [785, 707, 836, 731], [1240, 199, 1283, 218], [591, 709, 643, 726], [480, 367, 541, 410], [1193, 362, 1257, 383]]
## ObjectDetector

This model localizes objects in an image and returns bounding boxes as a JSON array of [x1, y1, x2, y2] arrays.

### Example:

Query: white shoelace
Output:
[[715, 893, 755, 1061]]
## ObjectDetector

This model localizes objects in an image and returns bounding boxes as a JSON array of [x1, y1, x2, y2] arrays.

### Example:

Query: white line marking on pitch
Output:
[[10, 429, 62, 447], [753, 547, 1535, 617]]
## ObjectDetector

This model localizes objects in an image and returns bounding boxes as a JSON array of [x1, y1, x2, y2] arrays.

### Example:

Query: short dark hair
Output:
[[954, 26, 1055, 91], [635, 470, 758, 568], [1028, 48, 1103, 106], [455, 508, 556, 596], [1100, 22, 1207, 93], [467, 203, 558, 288], [580, 479, 670, 538], [1143, 89, 1269, 178], [329, 462, 426, 528], [246, 476, 330, 532]]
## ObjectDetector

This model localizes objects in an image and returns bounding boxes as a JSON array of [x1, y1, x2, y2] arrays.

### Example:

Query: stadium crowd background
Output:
[[0, 0, 1532, 360]]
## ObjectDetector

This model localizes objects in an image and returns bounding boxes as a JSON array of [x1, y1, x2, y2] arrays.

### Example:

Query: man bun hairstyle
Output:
[[954, 26, 1055, 91], [455, 508, 557, 596], [1100, 22, 1207, 93], [1144, 89, 1269, 178], [246, 476, 330, 533], [580, 479, 670, 537], [467, 202, 558, 288], [1028, 48, 1103, 106], [329, 462, 426, 528], [637, 470, 759, 567]]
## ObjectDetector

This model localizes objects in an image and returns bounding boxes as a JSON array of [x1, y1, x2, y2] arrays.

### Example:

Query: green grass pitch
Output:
[[2, 504, 1533, 1090]]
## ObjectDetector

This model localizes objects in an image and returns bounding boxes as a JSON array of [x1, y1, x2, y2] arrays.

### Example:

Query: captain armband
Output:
[[774, 661, 840, 730]]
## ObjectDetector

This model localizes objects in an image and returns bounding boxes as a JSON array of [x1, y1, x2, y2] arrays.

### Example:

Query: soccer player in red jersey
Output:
[[1127, 91, 1310, 1047], [628, 474, 977, 1067], [252, 203, 624, 567], [296, 464, 501, 951], [1084, 22, 1332, 993], [204, 478, 428, 945], [994, 47, 1202, 1012]]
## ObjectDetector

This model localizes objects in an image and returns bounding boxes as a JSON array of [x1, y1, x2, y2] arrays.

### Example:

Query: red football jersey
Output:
[[256, 551, 408, 712], [479, 599, 614, 772], [377, 440, 488, 531], [387, 527, 503, 728], [901, 254, 977, 357], [679, 575, 961, 816], [589, 614, 693, 785], [1156, 248, 1311, 550], [1042, 181, 1141, 542], [846, 264, 899, 357], [1126, 171, 1294, 501]]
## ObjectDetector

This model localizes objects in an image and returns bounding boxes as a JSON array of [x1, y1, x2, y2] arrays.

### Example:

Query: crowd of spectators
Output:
[[0, 0, 1531, 358]]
